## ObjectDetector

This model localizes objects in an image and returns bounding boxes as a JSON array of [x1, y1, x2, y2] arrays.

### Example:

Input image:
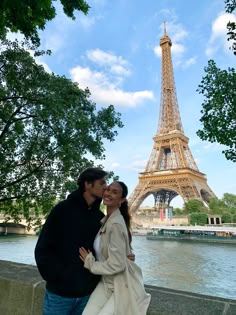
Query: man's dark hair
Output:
[[77, 167, 108, 193]]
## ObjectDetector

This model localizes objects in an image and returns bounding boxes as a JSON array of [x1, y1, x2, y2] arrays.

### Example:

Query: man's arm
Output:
[[35, 205, 65, 282]]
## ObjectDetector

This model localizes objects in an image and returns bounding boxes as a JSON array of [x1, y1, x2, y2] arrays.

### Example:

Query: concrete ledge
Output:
[[0, 260, 45, 315], [0, 260, 235, 315], [145, 285, 236, 315]]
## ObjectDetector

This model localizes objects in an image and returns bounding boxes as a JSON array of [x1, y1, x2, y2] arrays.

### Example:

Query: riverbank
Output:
[[1, 260, 236, 315]]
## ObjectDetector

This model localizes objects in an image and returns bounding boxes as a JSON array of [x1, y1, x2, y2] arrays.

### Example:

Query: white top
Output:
[[93, 233, 103, 261]]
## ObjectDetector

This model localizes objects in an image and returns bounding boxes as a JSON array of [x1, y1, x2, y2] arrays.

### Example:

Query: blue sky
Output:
[[16, 0, 236, 207]]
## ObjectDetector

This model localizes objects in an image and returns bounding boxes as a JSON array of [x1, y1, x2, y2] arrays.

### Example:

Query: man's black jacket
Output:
[[34, 189, 104, 297]]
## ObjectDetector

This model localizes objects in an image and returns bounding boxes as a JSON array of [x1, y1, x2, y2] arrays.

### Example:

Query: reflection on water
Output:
[[0, 235, 236, 299]]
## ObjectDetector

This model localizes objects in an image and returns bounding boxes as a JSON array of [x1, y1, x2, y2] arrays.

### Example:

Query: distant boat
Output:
[[147, 225, 236, 244]]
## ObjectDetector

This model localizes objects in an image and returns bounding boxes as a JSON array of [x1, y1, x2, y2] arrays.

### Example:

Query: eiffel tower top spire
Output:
[[163, 21, 167, 35], [157, 23, 184, 135]]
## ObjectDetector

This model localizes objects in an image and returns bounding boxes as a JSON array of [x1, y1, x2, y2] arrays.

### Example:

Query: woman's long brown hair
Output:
[[116, 181, 132, 245]]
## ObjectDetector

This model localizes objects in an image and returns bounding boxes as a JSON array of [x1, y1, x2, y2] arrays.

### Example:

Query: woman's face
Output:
[[103, 182, 125, 208]]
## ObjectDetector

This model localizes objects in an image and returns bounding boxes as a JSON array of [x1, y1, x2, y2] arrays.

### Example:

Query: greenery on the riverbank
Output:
[[176, 193, 236, 225]]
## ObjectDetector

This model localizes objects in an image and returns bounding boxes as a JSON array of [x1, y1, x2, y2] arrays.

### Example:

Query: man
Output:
[[35, 167, 108, 315]]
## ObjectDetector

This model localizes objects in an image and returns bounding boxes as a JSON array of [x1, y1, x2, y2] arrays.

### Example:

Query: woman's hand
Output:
[[127, 251, 135, 262], [79, 247, 90, 262]]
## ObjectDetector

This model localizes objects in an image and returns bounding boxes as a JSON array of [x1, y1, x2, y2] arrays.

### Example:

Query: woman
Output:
[[79, 181, 151, 315]]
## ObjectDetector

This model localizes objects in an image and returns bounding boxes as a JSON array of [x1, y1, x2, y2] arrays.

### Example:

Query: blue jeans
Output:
[[43, 289, 90, 315]]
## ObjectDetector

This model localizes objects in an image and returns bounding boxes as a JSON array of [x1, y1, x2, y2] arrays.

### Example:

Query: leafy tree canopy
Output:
[[221, 212, 232, 223], [225, 0, 236, 54], [183, 199, 207, 214], [0, 0, 90, 46], [189, 213, 208, 226], [222, 193, 236, 210], [197, 60, 236, 162], [0, 40, 123, 221], [208, 197, 227, 214], [197, 1, 236, 162]]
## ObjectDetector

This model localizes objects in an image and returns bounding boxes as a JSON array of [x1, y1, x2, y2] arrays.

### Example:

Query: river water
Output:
[[0, 235, 236, 300]]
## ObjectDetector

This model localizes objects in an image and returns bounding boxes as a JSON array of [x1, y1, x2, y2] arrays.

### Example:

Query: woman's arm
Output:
[[79, 223, 127, 276]]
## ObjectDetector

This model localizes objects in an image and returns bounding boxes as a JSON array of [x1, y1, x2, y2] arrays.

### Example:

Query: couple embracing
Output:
[[35, 167, 151, 315]]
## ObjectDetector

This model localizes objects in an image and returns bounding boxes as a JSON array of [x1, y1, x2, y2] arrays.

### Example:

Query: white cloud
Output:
[[171, 43, 185, 56], [110, 162, 120, 169], [182, 57, 197, 68], [153, 46, 161, 57], [86, 49, 131, 76], [131, 159, 147, 171], [78, 15, 98, 28], [206, 12, 236, 57], [172, 28, 188, 42], [87, 49, 126, 66], [70, 49, 154, 107]]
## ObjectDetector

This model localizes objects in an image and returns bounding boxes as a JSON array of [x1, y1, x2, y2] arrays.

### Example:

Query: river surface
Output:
[[0, 235, 236, 300]]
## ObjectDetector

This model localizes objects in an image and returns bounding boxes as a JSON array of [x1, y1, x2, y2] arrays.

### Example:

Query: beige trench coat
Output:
[[84, 209, 151, 315]]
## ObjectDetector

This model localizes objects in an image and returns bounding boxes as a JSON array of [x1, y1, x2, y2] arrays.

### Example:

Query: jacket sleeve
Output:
[[84, 223, 127, 275], [34, 204, 65, 282]]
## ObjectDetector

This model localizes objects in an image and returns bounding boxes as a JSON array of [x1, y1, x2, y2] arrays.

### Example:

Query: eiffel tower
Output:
[[129, 25, 215, 213]]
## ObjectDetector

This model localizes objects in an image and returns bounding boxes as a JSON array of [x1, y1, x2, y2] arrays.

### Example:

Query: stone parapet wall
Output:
[[0, 260, 235, 315]]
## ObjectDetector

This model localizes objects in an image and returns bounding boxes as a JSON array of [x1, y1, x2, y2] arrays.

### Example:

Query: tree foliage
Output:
[[0, 0, 90, 46], [0, 40, 123, 221], [222, 192, 236, 210], [207, 193, 236, 222], [197, 1, 236, 162], [189, 213, 208, 225], [208, 197, 227, 214], [197, 60, 236, 162], [183, 199, 208, 214], [225, 0, 236, 55], [221, 212, 232, 223]]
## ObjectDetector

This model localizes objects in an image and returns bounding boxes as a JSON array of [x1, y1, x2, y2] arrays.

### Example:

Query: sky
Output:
[[14, 0, 236, 208]]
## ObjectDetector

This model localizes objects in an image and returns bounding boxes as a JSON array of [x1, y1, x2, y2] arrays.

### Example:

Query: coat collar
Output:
[[100, 209, 120, 233]]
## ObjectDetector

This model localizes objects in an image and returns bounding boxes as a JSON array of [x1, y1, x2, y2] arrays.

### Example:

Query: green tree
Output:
[[225, 0, 236, 54], [197, 1, 236, 162], [189, 213, 208, 226], [232, 214, 236, 223], [0, 40, 123, 221], [208, 197, 227, 214], [173, 207, 182, 215], [221, 212, 232, 223], [0, 0, 90, 46], [197, 60, 236, 162], [184, 199, 207, 214], [222, 193, 236, 210]]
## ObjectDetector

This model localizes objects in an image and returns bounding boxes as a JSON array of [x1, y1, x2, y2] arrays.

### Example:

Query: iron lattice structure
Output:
[[129, 27, 215, 212]]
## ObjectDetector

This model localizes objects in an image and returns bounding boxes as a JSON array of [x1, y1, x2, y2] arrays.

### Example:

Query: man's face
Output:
[[86, 177, 107, 199]]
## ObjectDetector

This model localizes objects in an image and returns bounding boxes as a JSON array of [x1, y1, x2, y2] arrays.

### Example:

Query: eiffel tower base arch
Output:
[[128, 169, 215, 213]]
